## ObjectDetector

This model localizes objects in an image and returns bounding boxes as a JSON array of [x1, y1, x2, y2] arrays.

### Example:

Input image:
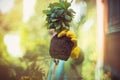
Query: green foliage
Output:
[[43, 0, 75, 32]]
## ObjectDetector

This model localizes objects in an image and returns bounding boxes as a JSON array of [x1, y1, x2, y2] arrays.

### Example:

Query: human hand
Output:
[[57, 30, 80, 59]]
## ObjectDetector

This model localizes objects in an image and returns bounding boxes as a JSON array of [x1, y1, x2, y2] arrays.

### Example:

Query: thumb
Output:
[[70, 46, 80, 59]]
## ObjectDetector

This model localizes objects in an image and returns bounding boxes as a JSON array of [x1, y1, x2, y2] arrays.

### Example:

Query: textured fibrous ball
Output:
[[49, 34, 74, 61]]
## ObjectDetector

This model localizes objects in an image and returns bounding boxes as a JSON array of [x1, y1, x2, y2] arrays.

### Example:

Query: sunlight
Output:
[[95, 0, 104, 80], [4, 34, 22, 57], [23, 0, 36, 22], [70, 0, 87, 23], [82, 19, 94, 32]]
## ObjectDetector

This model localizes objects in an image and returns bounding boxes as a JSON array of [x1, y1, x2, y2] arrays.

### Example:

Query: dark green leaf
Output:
[[68, 9, 75, 14], [57, 9, 64, 15], [50, 13, 56, 18]]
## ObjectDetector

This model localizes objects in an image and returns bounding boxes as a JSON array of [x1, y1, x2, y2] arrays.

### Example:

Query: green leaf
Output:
[[50, 13, 56, 18], [62, 22, 66, 28], [43, 10, 51, 14], [48, 23, 54, 29], [43, 0, 74, 31], [51, 19, 58, 22], [68, 9, 76, 14], [57, 9, 64, 15], [49, 3, 63, 9], [59, 1, 66, 9], [65, 15, 72, 21], [64, 1, 71, 9], [55, 24, 61, 30]]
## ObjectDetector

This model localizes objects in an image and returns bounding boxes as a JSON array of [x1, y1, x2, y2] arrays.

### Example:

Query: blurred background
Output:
[[0, 0, 52, 80], [1, 0, 119, 80]]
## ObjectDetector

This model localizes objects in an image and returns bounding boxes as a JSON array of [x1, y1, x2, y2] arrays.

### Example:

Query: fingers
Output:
[[70, 46, 80, 59], [57, 30, 67, 38], [66, 30, 77, 47], [57, 30, 77, 46], [66, 30, 76, 39], [57, 30, 76, 39], [71, 38, 77, 46]]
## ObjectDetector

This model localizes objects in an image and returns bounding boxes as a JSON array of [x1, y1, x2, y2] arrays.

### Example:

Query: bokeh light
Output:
[[4, 34, 22, 57]]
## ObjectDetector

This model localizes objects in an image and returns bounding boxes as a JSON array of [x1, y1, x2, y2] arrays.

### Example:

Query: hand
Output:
[[57, 30, 80, 59]]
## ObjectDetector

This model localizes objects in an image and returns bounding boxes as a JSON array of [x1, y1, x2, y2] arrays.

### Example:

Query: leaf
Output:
[[64, 22, 69, 27], [62, 22, 66, 28], [65, 26, 69, 29], [50, 13, 56, 18], [59, 1, 66, 9], [43, 0, 74, 31], [43, 10, 51, 14], [51, 19, 58, 22], [59, 0, 71, 9], [68, 9, 75, 14], [65, 15, 72, 21], [49, 2, 63, 9], [64, 1, 71, 9], [48, 23, 54, 29], [55, 24, 61, 30], [57, 9, 64, 15]]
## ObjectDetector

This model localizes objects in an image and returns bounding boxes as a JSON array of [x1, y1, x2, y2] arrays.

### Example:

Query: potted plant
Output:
[[43, 0, 76, 61]]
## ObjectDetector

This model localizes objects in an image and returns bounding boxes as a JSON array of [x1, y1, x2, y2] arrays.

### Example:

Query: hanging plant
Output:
[[43, 0, 79, 61], [43, 0, 75, 32]]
